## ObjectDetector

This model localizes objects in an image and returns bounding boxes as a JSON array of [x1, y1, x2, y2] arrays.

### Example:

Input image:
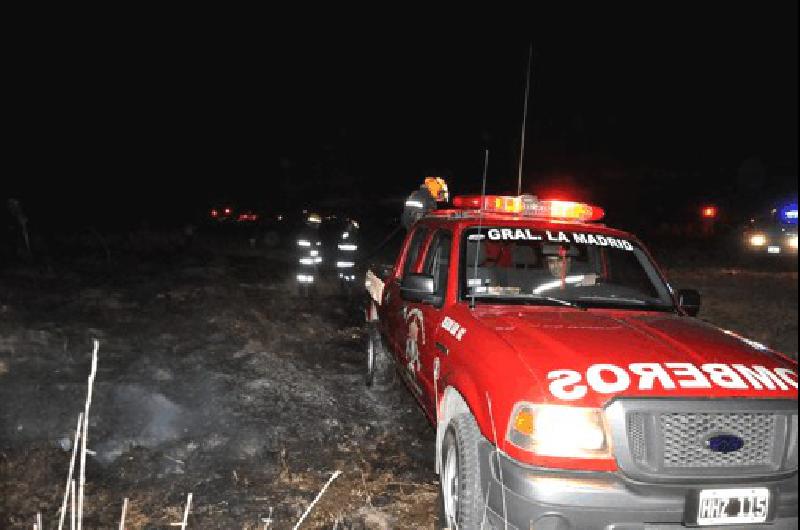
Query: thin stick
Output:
[[78, 340, 99, 530], [37, 513, 42, 530], [292, 471, 342, 530], [71, 479, 76, 530], [119, 498, 129, 530], [58, 413, 84, 530], [516, 42, 534, 196], [181, 493, 193, 530]]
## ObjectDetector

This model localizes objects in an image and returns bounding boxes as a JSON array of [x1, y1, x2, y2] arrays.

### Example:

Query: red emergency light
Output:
[[452, 195, 605, 222], [701, 205, 718, 219]]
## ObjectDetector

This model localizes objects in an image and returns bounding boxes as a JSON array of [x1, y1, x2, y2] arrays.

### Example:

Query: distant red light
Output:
[[701, 205, 718, 219], [224, 208, 232, 216], [210, 209, 219, 218]]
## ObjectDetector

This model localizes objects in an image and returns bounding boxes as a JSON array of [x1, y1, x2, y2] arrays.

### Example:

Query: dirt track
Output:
[[0, 244, 797, 529]]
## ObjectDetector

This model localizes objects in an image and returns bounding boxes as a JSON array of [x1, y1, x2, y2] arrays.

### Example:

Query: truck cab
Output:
[[365, 195, 798, 529]]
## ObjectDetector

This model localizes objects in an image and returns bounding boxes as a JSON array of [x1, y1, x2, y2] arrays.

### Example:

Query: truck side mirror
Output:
[[678, 289, 702, 317], [400, 273, 440, 305]]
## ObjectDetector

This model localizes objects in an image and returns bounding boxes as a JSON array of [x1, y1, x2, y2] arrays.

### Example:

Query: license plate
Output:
[[697, 488, 769, 526], [768, 246, 781, 254]]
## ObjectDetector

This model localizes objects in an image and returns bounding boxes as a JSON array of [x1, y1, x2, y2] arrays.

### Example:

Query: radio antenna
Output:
[[470, 149, 490, 310], [516, 43, 534, 196]]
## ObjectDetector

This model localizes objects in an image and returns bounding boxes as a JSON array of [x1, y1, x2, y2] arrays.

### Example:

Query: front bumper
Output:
[[478, 439, 798, 530]]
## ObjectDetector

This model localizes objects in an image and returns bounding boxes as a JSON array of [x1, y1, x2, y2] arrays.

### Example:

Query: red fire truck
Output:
[[364, 194, 798, 529]]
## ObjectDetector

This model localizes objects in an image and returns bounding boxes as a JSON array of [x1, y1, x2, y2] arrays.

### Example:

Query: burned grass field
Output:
[[1, 240, 797, 529], [0, 244, 436, 529]]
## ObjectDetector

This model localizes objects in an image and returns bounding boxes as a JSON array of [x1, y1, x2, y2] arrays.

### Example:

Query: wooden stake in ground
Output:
[[71, 480, 76, 530], [119, 498, 129, 530], [77, 340, 99, 530], [181, 493, 193, 530], [293, 471, 342, 530], [58, 413, 84, 530]]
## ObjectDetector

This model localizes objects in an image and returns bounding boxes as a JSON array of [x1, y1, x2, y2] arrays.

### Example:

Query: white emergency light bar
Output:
[[452, 194, 605, 222]]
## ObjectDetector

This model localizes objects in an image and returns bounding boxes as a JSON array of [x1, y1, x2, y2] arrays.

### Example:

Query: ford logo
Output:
[[706, 434, 745, 453]]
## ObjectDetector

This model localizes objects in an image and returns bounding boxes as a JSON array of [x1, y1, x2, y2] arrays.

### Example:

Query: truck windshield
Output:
[[460, 227, 675, 311]]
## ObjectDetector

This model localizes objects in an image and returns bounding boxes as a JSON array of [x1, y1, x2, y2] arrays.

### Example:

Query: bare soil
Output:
[[1, 248, 436, 529]]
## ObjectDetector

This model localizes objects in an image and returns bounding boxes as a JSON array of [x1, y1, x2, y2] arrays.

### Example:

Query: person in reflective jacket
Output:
[[295, 212, 323, 296], [336, 218, 360, 291]]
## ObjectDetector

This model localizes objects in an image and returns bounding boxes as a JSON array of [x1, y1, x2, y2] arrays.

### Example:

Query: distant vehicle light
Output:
[[789, 235, 799, 249], [779, 202, 798, 225], [701, 205, 718, 219], [224, 208, 232, 215], [210, 209, 219, 218], [749, 233, 768, 247], [297, 239, 311, 247], [452, 195, 604, 221]]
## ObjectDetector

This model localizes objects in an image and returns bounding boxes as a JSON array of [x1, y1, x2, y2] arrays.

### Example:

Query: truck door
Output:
[[383, 226, 430, 359], [403, 229, 452, 416]]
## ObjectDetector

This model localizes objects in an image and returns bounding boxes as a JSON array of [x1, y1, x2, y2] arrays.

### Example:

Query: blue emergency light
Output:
[[779, 202, 798, 225]]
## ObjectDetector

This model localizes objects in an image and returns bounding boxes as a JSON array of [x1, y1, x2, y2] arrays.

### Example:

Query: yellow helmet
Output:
[[423, 177, 449, 202]]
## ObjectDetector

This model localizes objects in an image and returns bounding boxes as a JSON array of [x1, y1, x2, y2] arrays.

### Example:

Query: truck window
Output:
[[461, 227, 674, 311], [423, 230, 452, 301], [402, 227, 429, 279]]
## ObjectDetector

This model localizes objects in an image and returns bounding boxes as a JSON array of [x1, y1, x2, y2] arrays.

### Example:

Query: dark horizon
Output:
[[5, 7, 798, 228]]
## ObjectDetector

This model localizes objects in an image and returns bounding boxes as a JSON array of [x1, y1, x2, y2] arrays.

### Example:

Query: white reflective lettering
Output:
[[665, 362, 713, 388], [702, 364, 749, 389], [572, 233, 588, 244], [733, 364, 788, 390], [487, 228, 501, 240], [629, 363, 677, 390], [774, 368, 798, 389], [586, 364, 631, 394], [548, 370, 587, 400]]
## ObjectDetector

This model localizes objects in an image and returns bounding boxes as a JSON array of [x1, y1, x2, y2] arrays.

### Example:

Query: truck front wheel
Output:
[[439, 413, 485, 529]]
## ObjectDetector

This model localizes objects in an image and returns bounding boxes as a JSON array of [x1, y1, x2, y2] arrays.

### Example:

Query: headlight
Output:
[[789, 235, 798, 249], [506, 404, 612, 459], [749, 233, 767, 247]]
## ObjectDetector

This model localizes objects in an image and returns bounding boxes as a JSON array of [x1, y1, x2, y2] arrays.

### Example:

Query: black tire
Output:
[[439, 413, 485, 530], [365, 326, 394, 389]]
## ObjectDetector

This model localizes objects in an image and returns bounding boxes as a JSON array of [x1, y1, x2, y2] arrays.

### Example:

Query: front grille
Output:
[[628, 412, 647, 463], [608, 399, 797, 482], [660, 412, 776, 468]]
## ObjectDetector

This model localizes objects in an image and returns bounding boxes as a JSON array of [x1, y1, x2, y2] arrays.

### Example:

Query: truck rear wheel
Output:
[[365, 325, 394, 389], [439, 413, 485, 530]]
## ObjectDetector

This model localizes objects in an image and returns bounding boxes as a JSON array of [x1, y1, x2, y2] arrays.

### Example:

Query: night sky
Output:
[[6, 6, 798, 229]]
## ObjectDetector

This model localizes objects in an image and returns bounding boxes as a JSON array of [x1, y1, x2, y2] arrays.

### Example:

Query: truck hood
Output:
[[471, 308, 798, 407]]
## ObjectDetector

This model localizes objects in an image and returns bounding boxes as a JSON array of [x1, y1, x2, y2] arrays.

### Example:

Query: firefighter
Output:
[[295, 211, 323, 296], [401, 176, 449, 230], [335, 218, 360, 294]]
